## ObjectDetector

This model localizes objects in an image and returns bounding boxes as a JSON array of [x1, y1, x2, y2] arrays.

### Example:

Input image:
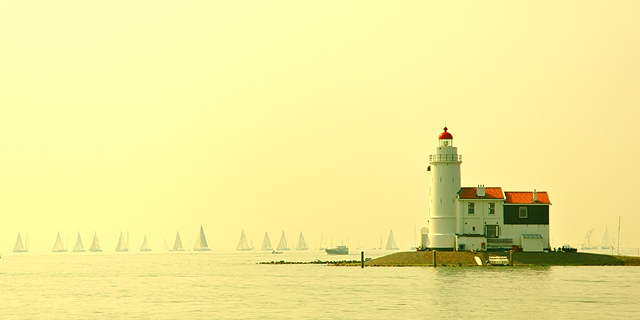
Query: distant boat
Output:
[[600, 227, 614, 250], [171, 232, 185, 251], [89, 232, 102, 252], [236, 228, 253, 251], [194, 225, 211, 251], [261, 232, 273, 251], [162, 238, 169, 251], [13, 232, 29, 253], [386, 230, 399, 250], [272, 250, 283, 254], [276, 231, 290, 251], [378, 237, 383, 250], [326, 245, 349, 255], [140, 234, 151, 251], [581, 228, 598, 250], [318, 233, 326, 250], [296, 232, 309, 250], [73, 232, 86, 252], [52, 232, 68, 252], [115, 231, 129, 252]]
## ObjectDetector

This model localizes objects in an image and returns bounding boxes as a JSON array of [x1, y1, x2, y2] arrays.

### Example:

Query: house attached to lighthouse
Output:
[[423, 127, 551, 252]]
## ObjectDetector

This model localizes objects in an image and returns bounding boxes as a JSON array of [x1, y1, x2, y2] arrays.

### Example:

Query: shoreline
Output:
[[259, 251, 640, 267]]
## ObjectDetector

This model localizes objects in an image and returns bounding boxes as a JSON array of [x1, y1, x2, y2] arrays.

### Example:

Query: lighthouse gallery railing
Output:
[[429, 154, 462, 162]]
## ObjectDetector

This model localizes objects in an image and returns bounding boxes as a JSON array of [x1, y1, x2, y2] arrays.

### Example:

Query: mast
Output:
[[617, 216, 621, 256]]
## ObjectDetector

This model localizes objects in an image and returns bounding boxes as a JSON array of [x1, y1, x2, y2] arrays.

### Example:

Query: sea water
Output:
[[1, 250, 639, 319]]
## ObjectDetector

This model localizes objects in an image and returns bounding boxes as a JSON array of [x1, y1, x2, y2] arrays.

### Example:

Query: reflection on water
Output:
[[1, 251, 639, 319]]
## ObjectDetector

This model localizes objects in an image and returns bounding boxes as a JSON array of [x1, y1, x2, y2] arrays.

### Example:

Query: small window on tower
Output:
[[489, 203, 495, 215], [468, 203, 475, 215], [519, 207, 528, 218]]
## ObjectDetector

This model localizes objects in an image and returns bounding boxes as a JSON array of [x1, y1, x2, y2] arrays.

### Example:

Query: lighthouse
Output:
[[425, 127, 461, 250]]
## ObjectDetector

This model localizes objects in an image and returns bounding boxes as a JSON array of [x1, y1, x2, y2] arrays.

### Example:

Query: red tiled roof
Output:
[[458, 187, 504, 199], [504, 191, 551, 204]]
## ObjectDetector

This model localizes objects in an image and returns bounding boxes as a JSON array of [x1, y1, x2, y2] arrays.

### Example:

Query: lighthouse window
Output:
[[468, 203, 475, 215], [519, 207, 528, 218], [489, 203, 495, 215]]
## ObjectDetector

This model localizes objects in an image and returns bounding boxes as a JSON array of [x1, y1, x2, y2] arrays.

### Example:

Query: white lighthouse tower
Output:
[[425, 127, 461, 250]]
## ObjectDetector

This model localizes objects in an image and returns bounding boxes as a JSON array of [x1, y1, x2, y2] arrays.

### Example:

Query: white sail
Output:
[[163, 238, 169, 250], [386, 230, 399, 250], [89, 232, 102, 252], [13, 232, 27, 252], [261, 232, 272, 250], [194, 225, 211, 251], [52, 232, 67, 252], [115, 231, 129, 252], [296, 232, 309, 250], [73, 232, 86, 252], [236, 228, 252, 251], [140, 234, 151, 251], [171, 231, 184, 251], [276, 231, 289, 250]]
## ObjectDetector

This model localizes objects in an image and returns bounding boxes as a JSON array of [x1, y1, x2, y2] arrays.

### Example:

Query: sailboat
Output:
[[385, 230, 399, 250], [236, 228, 252, 251], [276, 231, 290, 251], [261, 232, 273, 251], [581, 228, 598, 250], [295, 232, 309, 250], [170, 231, 185, 251], [52, 232, 68, 252], [13, 232, 29, 253], [140, 234, 151, 251], [115, 231, 129, 252], [600, 227, 614, 249], [73, 232, 86, 252], [89, 232, 102, 252], [162, 238, 169, 251], [194, 225, 211, 251], [319, 233, 326, 250]]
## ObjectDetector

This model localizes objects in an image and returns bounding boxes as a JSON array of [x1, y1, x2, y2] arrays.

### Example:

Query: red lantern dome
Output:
[[438, 127, 453, 139]]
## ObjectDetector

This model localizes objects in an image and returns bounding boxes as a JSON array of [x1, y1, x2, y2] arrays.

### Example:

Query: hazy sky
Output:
[[1, 1, 639, 252]]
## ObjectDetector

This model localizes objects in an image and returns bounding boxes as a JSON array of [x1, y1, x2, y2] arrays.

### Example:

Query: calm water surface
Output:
[[1, 250, 639, 319]]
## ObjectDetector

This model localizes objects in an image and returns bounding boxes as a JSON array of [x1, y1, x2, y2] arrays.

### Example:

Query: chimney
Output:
[[533, 189, 538, 202], [477, 184, 486, 197]]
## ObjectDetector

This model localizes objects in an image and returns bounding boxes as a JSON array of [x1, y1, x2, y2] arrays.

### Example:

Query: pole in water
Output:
[[361, 251, 364, 268], [433, 250, 437, 267]]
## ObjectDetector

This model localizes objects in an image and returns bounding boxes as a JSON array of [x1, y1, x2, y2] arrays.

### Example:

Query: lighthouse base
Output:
[[424, 233, 455, 251]]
